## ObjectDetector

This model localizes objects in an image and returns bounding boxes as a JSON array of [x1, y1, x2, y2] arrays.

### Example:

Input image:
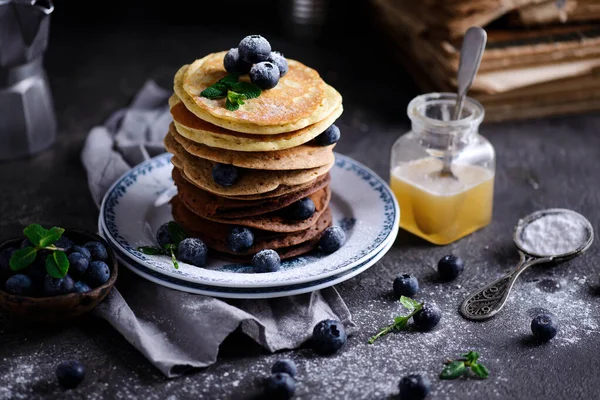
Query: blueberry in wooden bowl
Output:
[[0, 227, 117, 322]]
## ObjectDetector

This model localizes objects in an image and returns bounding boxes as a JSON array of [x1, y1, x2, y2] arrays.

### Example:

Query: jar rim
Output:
[[407, 92, 484, 129]]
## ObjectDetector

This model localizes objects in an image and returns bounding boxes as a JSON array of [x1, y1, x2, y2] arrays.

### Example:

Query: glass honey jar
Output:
[[390, 93, 495, 245]]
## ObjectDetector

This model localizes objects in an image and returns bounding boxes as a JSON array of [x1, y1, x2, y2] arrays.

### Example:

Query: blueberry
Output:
[[271, 359, 297, 377], [287, 198, 316, 220], [399, 374, 431, 400], [393, 274, 419, 298], [531, 314, 558, 342], [250, 62, 280, 90], [26, 257, 47, 284], [212, 163, 239, 187], [413, 303, 441, 331], [156, 223, 172, 248], [21, 238, 33, 248], [252, 249, 281, 273], [238, 35, 271, 64], [84, 241, 108, 261], [85, 261, 110, 287], [177, 238, 208, 268], [319, 226, 346, 253], [69, 245, 91, 260], [263, 372, 295, 400], [267, 51, 289, 77], [437, 255, 464, 281], [55, 236, 74, 252], [68, 252, 89, 279], [223, 48, 252, 74], [44, 274, 75, 296], [0, 247, 16, 274], [56, 360, 85, 389], [73, 281, 92, 293], [311, 319, 347, 355], [5, 274, 33, 296], [227, 227, 254, 253], [315, 124, 341, 146]]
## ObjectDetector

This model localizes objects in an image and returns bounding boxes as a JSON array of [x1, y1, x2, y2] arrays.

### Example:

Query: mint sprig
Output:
[[9, 224, 70, 278], [200, 74, 262, 111], [137, 222, 188, 269], [368, 296, 423, 344], [440, 351, 490, 380]]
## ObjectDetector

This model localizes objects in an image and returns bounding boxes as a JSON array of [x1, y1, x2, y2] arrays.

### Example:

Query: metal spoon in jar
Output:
[[439, 27, 487, 179], [460, 209, 594, 321]]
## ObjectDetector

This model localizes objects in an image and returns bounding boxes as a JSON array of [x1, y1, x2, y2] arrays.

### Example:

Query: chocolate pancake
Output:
[[173, 168, 330, 219], [171, 195, 332, 258]]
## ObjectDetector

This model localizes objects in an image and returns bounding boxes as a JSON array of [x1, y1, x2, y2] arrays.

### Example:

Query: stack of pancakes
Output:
[[166, 51, 343, 262]]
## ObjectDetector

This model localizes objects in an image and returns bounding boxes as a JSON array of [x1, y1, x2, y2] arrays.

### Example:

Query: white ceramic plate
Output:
[[100, 152, 399, 289]]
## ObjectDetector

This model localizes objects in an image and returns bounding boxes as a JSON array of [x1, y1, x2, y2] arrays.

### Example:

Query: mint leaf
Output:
[[400, 295, 420, 311], [167, 222, 187, 247], [23, 224, 48, 246], [45, 250, 69, 278], [225, 98, 240, 111], [462, 351, 480, 364], [440, 361, 467, 380], [9, 247, 38, 270], [229, 82, 261, 99], [392, 316, 409, 330], [137, 246, 169, 256], [39, 226, 65, 248], [470, 363, 489, 379], [201, 84, 227, 99], [165, 244, 179, 270], [219, 73, 241, 86]]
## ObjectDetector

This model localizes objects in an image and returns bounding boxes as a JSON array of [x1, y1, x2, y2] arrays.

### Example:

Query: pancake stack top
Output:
[[166, 36, 343, 262]]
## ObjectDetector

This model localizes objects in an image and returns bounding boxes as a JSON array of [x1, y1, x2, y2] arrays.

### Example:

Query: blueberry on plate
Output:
[[250, 61, 280, 90], [319, 226, 346, 254], [393, 274, 419, 298], [177, 238, 208, 268], [413, 303, 441, 331], [287, 198, 316, 220], [264, 372, 295, 400], [315, 124, 341, 146], [223, 48, 252, 74], [156, 223, 173, 248], [0, 246, 16, 273], [267, 51, 289, 77], [44, 274, 75, 296], [399, 374, 431, 400], [26, 257, 47, 284], [84, 241, 108, 261], [271, 359, 297, 377], [5, 274, 33, 296], [56, 360, 85, 389], [311, 319, 347, 355], [238, 35, 271, 64], [531, 314, 558, 342], [212, 163, 239, 187], [85, 261, 110, 287], [68, 252, 89, 279], [55, 236, 74, 252], [252, 249, 281, 273], [437, 255, 464, 281], [73, 281, 92, 294], [69, 245, 91, 260], [227, 227, 254, 253]]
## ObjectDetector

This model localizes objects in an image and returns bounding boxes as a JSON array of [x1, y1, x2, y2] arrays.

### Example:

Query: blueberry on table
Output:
[[73, 281, 92, 294], [44, 274, 75, 296], [69, 245, 91, 260], [263, 372, 296, 400], [0, 246, 16, 273], [271, 359, 297, 377], [531, 314, 558, 342], [85, 261, 111, 287], [177, 238, 208, 268], [55, 236, 74, 252], [393, 274, 419, 298], [156, 223, 173, 248], [399, 374, 431, 400], [287, 198, 316, 220], [437, 255, 464, 281], [5, 274, 33, 296], [84, 241, 108, 261], [413, 303, 441, 331], [223, 48, 252, 74], [315, 124, 341, 146], [319, 226, 346, 254], [311, 319, 347, 355], [238, 35, 271, 64], [68, 252, 89, 279], [227, 227, 254, 253], [212, 163, 239, 187], [56, 360, 85, 389], [267, 51, 289, 77], [250, 62, 280, 90], [252, 249, 281, 273]]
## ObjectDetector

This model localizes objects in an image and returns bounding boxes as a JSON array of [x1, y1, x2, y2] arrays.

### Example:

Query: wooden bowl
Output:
[[0, 230, 118, 322]]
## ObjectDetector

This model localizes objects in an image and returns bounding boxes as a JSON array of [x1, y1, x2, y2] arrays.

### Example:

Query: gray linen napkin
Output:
[[81, 81, 354, 378]]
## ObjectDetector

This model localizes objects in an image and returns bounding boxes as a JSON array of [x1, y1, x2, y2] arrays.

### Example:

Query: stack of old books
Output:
[[372, 0, 600, 121]]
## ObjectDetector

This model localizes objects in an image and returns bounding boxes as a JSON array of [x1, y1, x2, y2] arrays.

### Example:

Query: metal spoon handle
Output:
[[459, 252, 548, 320], [453, 27, 487, 119]]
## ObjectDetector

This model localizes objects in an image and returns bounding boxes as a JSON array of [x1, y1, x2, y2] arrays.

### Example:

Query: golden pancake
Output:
[[175, 57, 342, 134]]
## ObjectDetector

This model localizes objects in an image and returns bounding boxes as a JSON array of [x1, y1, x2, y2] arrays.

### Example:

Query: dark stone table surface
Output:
[[1, 7, 600, 400]]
